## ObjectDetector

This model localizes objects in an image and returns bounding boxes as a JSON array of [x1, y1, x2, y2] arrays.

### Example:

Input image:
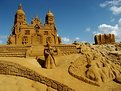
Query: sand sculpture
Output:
[[44, 42, 56, 69], [68, 44, 121, 87], [0, 4, 121, 91], [94, 34, 115, 44], [7, 4, 61, 45]]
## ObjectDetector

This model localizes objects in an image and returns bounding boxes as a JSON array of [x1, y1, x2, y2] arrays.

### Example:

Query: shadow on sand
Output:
[[37, 58, 45, 68]]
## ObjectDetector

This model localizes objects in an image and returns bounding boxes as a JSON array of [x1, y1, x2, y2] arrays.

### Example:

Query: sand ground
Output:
[[0, 55, 121, 91]]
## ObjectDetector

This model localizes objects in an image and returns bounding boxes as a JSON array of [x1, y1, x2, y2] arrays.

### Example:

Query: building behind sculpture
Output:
[[94, 34, 115, 45], [7, 4, 61, 45]]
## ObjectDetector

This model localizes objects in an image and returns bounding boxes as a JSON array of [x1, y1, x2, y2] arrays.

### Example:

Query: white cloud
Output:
[[61, 37, 81, 44], [98, 24, 119, 37], [85, 27, 91, 32], [100, 3, 107, 8], [0, 35, 7, 39], [0, 40, 3, 44], [100, 0, 121, 7], [118, 18, 121, 25], [110, 6, 121, 15], [75, 37, 80, 40], [93, 31, 101, 35], [62, 37, 71, 43], [100, 0, 121, 15], [0, 35, 8, 44], [97, 18, 121, 41]]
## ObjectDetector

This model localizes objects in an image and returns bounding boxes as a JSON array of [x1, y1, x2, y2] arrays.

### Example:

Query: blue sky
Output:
[[0, 0, 121, 44]]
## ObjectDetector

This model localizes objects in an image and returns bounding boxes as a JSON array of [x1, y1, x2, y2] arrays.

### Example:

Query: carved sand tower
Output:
[[94, 34, 115, 45], [8, 4, 62, 45]]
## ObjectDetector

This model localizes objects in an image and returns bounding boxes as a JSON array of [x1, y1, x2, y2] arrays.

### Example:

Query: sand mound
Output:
[[0, 74, 54, 91]]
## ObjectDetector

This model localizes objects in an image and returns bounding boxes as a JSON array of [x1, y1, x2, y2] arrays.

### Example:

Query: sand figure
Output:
[[85, 47, 121, 83], [44, 42, 56, 69], [69, 44, 121, 86], [86, 59, 115, 83]]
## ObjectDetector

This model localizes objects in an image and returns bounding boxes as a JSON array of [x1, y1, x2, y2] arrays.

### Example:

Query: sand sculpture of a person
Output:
[[44, 42, 56, 69]]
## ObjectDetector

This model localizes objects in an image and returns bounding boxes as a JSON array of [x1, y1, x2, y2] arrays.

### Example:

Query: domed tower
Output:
[[45, 10, 55, 25], [9, 4, 27, 45], [14, 4, 26, 25]]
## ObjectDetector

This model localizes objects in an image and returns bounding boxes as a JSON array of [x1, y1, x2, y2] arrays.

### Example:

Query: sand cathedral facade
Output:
[[7, 4, 62, 45]]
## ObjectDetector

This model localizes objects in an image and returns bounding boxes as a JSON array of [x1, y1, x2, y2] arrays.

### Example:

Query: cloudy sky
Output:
[[0, 0, 121, 44]]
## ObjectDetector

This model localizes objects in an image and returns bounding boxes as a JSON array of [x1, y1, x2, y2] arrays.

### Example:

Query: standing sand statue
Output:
[[44, 42, 56, 69]]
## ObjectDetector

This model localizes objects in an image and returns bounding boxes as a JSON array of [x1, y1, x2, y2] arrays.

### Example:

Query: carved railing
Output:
[[0, 45, 30, 57], [51, 44, 78, 55]]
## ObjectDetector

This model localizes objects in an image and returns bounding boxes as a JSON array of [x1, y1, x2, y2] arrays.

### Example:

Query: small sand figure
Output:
[[44, 42, 56, 69]]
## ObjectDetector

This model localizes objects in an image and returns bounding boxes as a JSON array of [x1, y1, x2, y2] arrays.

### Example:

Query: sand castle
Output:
[[94, 34, 115, 44], [0, 4, 121, 91]]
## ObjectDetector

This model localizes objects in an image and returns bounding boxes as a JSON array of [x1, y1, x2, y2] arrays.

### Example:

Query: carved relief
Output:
[[95, 34, 115, 45]]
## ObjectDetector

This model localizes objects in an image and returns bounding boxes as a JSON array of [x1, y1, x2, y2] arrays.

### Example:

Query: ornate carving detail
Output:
[[8, 4, 61, 45], [51, 45, 78, 56], [68, 45, 121, 86], [0, 46, 29, 57], [94, 34, 115, 45]]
